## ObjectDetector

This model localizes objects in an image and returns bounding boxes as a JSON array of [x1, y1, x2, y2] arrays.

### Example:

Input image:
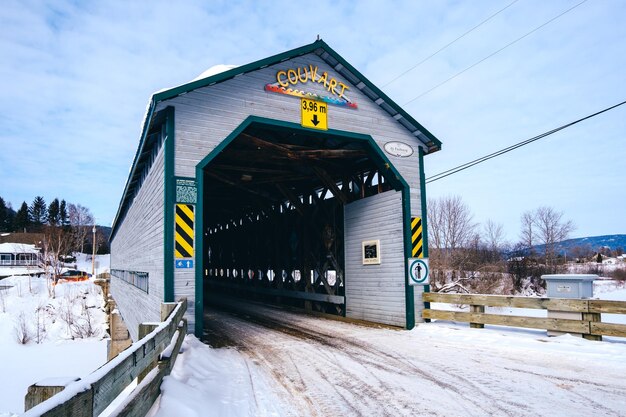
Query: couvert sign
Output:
[[265, 64, 357, 109]]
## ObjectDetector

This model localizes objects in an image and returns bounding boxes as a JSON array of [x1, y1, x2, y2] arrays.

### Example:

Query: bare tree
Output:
[[520, 210, 535, 255], [484, 219, 506, 253], [428, 196, 478, 287], [428, 195, 477, 251], [533, 206, 575, 266], [14, 312, 32, 344], [68, 203, 94, 253], [41, 226, 73, 298]]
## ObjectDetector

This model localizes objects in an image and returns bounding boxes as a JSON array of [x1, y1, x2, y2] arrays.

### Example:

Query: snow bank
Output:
[[147, 336, 284, 417], [0, 275, 108, 415]]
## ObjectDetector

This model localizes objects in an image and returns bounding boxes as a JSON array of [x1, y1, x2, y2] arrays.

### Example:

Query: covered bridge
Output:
[[110, 40, 442, 339]]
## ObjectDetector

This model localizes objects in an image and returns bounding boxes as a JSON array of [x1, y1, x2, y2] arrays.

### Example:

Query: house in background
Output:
[[0, 243, 40, 267]]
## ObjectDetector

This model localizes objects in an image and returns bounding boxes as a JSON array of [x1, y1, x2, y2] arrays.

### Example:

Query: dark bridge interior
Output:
[[202, 123, 401, 315]]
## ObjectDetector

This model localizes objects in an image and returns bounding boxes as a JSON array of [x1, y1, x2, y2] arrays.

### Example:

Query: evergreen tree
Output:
[[0, 197, 8, 231], [3, 201, 16, 232], [59, 199, 69, 227], [14, 201, 30, 232], [48, 198, 60, 226], [29, 196, 47, 230]]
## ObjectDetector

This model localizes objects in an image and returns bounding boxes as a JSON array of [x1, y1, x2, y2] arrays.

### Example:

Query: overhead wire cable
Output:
[[382, 0, 519, 88], [425, 99, 626, 184], [403, 0, 589, 106]]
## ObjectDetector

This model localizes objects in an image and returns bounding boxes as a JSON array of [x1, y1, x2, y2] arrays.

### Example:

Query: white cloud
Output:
[[1, 0, 624, 239]]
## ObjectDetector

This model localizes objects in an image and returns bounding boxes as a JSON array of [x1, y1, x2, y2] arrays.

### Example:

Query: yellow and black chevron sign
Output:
[[411, 217, 423, 258], [175, 204, 194, 258]]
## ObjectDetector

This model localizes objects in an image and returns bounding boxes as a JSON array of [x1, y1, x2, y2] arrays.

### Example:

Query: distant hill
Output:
[[533, 234, 626, 256], [97, 225, 112, 242]]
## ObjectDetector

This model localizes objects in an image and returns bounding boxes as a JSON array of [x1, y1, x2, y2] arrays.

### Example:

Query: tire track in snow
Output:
[[204, 300, 512, 416], [202, 297, 626, 416]]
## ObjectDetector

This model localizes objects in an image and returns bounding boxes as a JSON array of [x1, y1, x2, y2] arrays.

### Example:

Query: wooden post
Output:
[[25, 378, 79, 411], [138, 323, 159, 382], [470, 305, 485, 328], [108, 309, 132, 361], [161, 302, 177, 321], [24, 379, 93, 417], [582, 312, 602, 341]]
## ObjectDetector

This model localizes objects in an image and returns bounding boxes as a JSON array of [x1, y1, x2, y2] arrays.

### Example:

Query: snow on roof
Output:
[[126, 64, 239, 197], [191, 64, 238, 82], [0, 242, 39, 254]]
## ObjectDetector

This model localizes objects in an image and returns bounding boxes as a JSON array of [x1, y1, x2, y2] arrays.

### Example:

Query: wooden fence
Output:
[[23, 298, 187, 417], [422, 293, 626, 341]]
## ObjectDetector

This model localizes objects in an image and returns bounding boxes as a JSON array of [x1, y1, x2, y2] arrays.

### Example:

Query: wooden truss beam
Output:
[[275, 184, 305, 216], [312, 166, 350, 205], [205, 170, 279, 203]]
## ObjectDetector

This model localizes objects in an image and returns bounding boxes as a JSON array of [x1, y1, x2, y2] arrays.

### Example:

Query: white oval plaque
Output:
[[383, 141, 414, 157]]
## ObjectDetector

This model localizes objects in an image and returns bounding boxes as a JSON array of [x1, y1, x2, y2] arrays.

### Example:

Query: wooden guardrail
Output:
[[422, 293, 626, 341], [23, 298, 187, 417]]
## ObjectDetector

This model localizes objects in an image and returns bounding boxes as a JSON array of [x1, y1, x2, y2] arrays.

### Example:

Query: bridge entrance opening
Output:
[[199, 119, 405, 317]]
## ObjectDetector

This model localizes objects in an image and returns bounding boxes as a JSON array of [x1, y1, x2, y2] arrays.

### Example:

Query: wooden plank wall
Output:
[[422, 292, 626, 340], [110, 147, 166, 340], [344, 190, 406, 327], [156, 51, 429, 328]]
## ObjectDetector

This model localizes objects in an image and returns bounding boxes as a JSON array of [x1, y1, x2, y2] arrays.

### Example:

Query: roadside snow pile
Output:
[[65, 253, 110, 276], [0, 275, 108, 416], [594, 278, 626, 298], [147, 336, 285, 417]]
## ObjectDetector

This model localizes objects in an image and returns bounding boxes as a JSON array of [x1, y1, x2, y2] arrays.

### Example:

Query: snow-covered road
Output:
[[196, 297, 626, 417]]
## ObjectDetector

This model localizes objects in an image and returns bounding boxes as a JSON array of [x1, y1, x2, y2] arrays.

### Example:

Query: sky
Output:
[[1, 0, 624, 243]]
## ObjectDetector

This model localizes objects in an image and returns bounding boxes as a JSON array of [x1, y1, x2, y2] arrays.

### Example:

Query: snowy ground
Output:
[[2, 264, 624, 416], [0, 254, 110, 416], [148, 293, 626, 417]]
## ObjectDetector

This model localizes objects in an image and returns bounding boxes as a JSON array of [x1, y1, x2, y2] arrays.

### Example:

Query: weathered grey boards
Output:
[[423, 293, 626, 341], [109, 40, 442, 338]]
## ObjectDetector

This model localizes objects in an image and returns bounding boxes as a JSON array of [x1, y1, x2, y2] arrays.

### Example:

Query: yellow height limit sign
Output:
[[301, 98, 327, 130]]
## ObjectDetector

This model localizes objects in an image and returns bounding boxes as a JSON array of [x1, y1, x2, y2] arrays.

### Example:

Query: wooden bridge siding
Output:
[[157, 52, 429, 327], [110, 146, 166, 340], [344, 190, 406, 327], [163, 52, 425, 211]]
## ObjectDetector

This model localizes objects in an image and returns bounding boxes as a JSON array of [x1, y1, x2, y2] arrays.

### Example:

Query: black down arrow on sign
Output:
[[311, 115, 319, 126]]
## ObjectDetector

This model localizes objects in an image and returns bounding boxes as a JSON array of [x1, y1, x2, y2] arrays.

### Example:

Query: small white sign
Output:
[[408, 258, 429, 285], [557, 285, 572, 293], [362, 240, 381, 265], [383, 141, 414, 157]]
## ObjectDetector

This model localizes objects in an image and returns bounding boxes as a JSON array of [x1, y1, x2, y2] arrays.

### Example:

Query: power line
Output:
[[382, 0, 519, 88], [404, 0, 588, 106], [426, 99, 626, 184]]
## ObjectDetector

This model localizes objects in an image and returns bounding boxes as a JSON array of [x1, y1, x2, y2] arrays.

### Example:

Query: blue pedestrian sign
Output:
[[176, 259, 194, 269], [408, 258, 429, 285]]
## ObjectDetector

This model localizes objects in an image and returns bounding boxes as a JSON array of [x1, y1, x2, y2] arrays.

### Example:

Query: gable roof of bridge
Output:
[[151, 39, 442, 153]]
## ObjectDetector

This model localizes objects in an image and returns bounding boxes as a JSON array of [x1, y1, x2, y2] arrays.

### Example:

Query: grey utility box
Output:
[[542, 274, 597, 337], [543, 274, 596, 299]]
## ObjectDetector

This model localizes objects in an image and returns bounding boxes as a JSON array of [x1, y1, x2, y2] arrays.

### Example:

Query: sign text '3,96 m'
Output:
[[300, 98, 328, 130]]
